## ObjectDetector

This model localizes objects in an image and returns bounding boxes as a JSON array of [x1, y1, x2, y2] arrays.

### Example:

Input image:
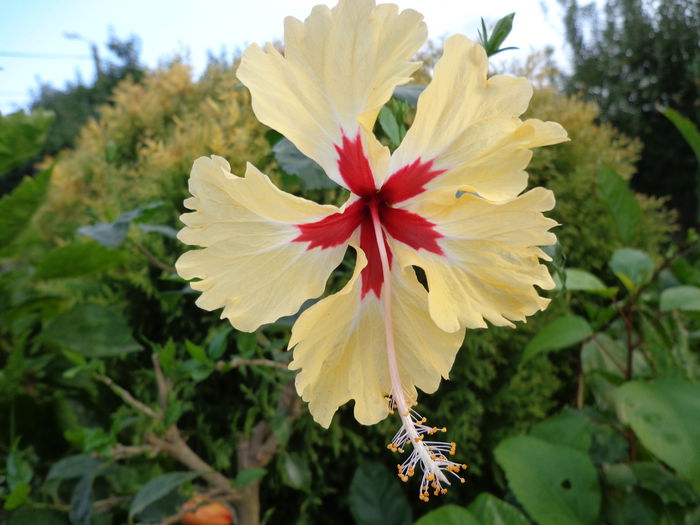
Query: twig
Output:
[[216, 357, 290, 372], [146, 428, 241, 500], [132, 241, 177, 273], [235, 379, 302, 525], [152, 353, 170, 412], [96, 374, 162, 420], [39, 496, 131, 513], [103, 443, 159, 460]]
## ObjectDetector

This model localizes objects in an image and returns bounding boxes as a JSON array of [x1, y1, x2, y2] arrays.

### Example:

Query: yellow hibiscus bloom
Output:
[[176, 0, 567, 499]]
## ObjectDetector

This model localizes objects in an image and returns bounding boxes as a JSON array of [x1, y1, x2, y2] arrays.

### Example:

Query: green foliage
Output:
[[468, 493, 530, 524], [617, 380, 700, 492], [598, 166, 642, 244], [521, 315, 592, 364], [129, 472, 196, 518], [662, 108, 700, 166], [34, 242, 125, 279], [31, 34, 145, 158], [0, 110, 54, 175], [526, 89, 676, 271], [560, 0, 700, 226], [414, 504, 478, 525], [348, 463, 411, 525], [272, 138, 338, 191], [660, 285, 700, 311], [42, 303, 141, 357], [609, 248, 654, 291], [0, 168, 51, 250], [478, 13, 518, 57], [495, 435, 601, 524]]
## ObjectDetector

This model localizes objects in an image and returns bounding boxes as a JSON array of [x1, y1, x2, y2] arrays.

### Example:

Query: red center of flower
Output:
[[293, 132, 446, 298]]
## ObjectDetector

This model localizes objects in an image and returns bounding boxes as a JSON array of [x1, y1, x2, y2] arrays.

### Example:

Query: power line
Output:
[[0, 51, 91, 60]]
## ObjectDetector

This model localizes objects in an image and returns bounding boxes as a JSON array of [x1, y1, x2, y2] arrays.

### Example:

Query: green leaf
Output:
[[660, 285, 700, 311], [43, 303, 141, 357], [603, 463, 636, 487], [34, 242, 125, 279], [0, 109, 54, 174], [521, 315, 592, 364], [0, 167, 51, 249], [8, 508, 67, 525], [77, 201, 163, 248], [129, 472, 197, 517], [530, 410, 593, 452], [494, 435, 601, 525], [46, 455, 103, 481], [348, 463, 411, 525], [392, 85, 425, 107], [616, 380, 700, 492], [415, 505, 479, 525], [559, 268, 608, 292], [601, 487, 665, 525], [598, 166, 641, 244], [138, 223, 179, 239], [6, 440, 33, 490], [282, 453, 311, 493], [207, 327, 231, 360], [609, 248, 654, 291], [3, 481, 30, 510], [581, 334, 650, 412], [468, 493, 530, 525], [235, 467, 267, 487], [661, 108, 700, 164], [484, 13, 517, 56], [378, 106, 401, 147], [630, 462, 700, 506], [272, 138, 338, 190], [69, 473, 95, 525], [185, 340, 207, 364]]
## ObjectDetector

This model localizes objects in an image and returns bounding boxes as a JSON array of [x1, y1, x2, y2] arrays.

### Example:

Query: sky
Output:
[[0, 0, 570, 115]]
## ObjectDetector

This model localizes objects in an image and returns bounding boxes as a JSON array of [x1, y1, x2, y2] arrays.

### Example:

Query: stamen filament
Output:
[[368, 200, 466, 501]]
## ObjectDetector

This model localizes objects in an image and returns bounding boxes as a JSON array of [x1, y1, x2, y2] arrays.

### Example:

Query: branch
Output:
[[132, 242, 177, 274], [103, 443, 159, 460], [152, 353, 170, 412], [217, 357, 290, 372], [96, 374, 161, 420], [147, 427, 241, 501]]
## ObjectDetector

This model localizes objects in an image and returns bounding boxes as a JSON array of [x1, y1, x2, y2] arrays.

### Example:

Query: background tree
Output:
[[559, 0, 700, 226], [0, 34, 144, 197]]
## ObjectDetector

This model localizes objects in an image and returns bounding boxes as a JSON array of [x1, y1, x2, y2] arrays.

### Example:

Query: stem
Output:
[[96, 374, 162, 420]]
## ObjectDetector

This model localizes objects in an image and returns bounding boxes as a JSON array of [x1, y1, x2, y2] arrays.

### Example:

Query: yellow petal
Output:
[[289, 249, 464, 428], [176, 156, 347, 332], [389, 35, 568, 201], [394, 187, 558, 333], [237, 0, 426, 189]]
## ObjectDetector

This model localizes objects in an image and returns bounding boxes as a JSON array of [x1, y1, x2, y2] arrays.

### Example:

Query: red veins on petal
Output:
[[335, 133, 376, 197], [293, 200, 364, 249], [380, 157, 446, 205], [293, 129, 445, 299], [380, 206, 444, 255]]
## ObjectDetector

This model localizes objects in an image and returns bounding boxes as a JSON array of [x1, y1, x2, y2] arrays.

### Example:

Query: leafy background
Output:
[[1, 1, 699, 524]]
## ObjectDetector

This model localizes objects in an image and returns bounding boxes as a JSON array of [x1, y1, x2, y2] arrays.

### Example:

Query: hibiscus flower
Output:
[[176, 0, 567, 499]]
